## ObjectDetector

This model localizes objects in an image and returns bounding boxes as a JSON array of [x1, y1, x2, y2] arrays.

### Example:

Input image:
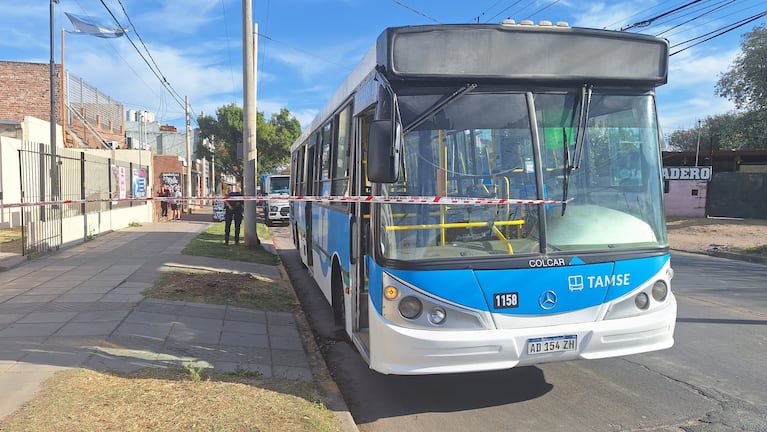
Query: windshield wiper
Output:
[[562, 128, 571, 216], [404, 83, 477, 134], [571, 84, 592, 171], [561, 84, 593, 216]]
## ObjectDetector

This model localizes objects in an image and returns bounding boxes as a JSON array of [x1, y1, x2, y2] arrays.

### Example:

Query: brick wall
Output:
[[152, 154, 185, 220], [0, 61, 124, 149], [0, 61, 59, 123]]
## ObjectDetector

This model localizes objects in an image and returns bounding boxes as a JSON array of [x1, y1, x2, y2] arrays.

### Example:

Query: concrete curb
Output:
[[277, 261, 360, 432], [704, 250, 767, 265]]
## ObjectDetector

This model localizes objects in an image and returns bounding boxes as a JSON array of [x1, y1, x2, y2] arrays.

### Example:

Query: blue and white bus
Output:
[[289, 21, 676, 375]]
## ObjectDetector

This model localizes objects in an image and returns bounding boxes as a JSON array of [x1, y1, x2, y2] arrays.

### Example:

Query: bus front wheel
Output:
[[331, 261, 345, 327]]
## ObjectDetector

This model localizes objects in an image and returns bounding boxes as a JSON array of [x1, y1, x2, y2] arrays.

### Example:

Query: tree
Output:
[[257, 108, 302, 175], [196, 104, 302, 186], [196, 103, 245, 185], [716, 25, 767, 112], [668, 26, 767, 152]]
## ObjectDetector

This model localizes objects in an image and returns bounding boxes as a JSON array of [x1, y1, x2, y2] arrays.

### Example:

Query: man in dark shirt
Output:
[[224, 190, 244, 245]]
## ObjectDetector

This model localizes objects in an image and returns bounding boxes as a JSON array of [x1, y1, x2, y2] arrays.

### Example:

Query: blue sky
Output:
[[1, 0, 765, 137]]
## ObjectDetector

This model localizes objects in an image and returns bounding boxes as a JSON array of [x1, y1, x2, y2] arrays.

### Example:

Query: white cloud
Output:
[[121, 0, 226, 35], [656, 46, 740, 132], [667, 48, 738, 85], [571, 2, 648, 30]]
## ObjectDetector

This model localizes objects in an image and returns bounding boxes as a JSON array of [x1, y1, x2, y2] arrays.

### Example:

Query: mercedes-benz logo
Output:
[[539, 290, 557, 310]]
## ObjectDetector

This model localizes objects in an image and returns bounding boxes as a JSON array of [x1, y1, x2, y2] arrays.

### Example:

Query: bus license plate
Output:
[[527, 335, 577, 355]]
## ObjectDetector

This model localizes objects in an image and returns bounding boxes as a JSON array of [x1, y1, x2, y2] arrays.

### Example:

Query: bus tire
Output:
[[331, 260, 345, 327]]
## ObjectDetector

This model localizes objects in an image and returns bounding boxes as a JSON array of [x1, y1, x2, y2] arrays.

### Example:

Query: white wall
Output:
[[0, 138, 154, 231], [0, 136, 23, 228]]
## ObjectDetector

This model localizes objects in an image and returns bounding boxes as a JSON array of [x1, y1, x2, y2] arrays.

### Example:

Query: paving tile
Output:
[[225, 307, 267, 323], [272, 365, 313, 382], [55, 320, 121, 337], [53, 293, 105, 303], [223, 320, 268, 335], [4, 295, 57, 304], [18, 311, 78, 323], [0, 322, 64, 338], [270, 335, 304, 350], [113, 322, 172, 340], [168, 327, 221, 344], [72, 309, 131, 322], [220, 332, 270, 348], [214, 361, 272, 376]]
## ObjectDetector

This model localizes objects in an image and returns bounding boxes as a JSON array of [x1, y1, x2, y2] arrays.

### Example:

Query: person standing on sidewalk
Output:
[[224, 189, 244, 245], [158, 185, 170, 219], [171, 185, 182, 220]]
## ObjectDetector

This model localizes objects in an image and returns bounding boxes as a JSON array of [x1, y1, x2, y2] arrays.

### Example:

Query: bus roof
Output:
[[293, 23, 669, 151]]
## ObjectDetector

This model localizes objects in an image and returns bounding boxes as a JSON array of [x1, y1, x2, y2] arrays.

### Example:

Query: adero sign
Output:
[[663, 166, 712, 180]]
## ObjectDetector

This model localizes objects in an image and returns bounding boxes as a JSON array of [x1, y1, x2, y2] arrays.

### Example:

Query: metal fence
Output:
[[18, 142, 144, 256], [66, 71, 123, 135]]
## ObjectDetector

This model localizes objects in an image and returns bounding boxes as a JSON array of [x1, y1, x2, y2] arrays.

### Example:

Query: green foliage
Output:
[[196, 105, 301, 185], [197, 103, 245, 185], [668, 26, 767, 151], [182, 363, 206, 382], [258, 108, 302, 174], [743, 245, 767, 256], [181, 221, 279, 265], [227, 367, 263, 378], [716, 25, 767, 112], [667, 112, 766, 151]]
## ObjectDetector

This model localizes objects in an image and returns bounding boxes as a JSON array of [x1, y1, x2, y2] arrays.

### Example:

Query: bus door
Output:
[[304, 134, 316, 267], [350, 109, 374, 351]]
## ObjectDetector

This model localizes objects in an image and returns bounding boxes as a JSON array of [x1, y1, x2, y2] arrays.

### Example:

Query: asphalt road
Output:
[[272, 226, 767, 432]]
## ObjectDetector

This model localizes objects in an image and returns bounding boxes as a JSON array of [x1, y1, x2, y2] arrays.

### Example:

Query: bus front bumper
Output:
[[368, 294, 677, 375]]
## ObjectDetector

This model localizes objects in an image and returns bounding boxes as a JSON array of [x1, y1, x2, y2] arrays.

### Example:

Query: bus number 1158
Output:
[[493, 292, 519, 309]]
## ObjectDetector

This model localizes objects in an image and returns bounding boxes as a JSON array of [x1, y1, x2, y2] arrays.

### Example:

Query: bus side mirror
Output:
[[368, 120, 401, 183]]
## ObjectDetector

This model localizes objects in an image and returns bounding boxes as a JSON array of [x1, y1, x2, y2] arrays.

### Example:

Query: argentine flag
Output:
[[65, 12, 127, 38]]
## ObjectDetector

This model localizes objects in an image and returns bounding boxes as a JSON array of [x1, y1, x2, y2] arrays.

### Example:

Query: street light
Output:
[[205, 135, 216, 196], [695, 119, 702, 167]]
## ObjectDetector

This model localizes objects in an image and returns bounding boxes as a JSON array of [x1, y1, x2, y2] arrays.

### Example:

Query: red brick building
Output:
[[0, 60, 124, 149]]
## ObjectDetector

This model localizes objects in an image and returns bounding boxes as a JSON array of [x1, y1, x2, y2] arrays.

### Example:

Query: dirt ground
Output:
[[666, 217, 767, 253]]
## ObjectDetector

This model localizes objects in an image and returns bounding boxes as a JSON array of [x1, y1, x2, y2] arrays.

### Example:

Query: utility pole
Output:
[[49, 0, 60, 200], [186, 96, 193, 212], [243, 0, 259, 246]]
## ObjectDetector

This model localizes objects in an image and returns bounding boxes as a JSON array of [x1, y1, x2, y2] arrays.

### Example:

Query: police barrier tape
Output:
[[0, 194, 571, 209]]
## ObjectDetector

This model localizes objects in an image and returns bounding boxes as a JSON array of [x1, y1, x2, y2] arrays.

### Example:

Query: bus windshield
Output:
[[379, 89, 668, 261]]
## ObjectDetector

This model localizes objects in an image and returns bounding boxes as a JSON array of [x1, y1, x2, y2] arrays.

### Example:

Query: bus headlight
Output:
[[381, 272, 491, 330], [399, 296, 423, 319], [428, 307, 447, 325], [634, 292, 650, 310], [605, 276, 673, 320]]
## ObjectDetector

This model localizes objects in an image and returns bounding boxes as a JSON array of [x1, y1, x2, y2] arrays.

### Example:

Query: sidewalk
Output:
[[0, 209, 352, 428]]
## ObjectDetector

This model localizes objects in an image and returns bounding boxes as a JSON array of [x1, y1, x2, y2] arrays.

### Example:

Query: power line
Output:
[[220, 0, 238, 105], [621, 0, 706, 31], [98, 0, 186, 110], [474, 0, 506, 22], [256, 0, 272, 107], [482, 0, 527, 23], [388, 0, 442, 24], [654, 0, 736, 36], [656, 1, 763, 40], [670, 10, 767, 55], [523, 0, 562, 21]]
